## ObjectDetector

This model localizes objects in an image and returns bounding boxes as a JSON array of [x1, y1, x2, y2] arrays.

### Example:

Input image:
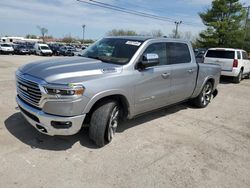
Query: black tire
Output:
[[192, 82, 213, 108], [89, 100, 120, 147], [233, 70, 242, 83], [245, 73, 250, 79]]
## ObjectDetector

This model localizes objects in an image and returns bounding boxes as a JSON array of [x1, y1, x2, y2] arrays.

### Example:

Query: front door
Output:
[[134, 42, 172, 115]]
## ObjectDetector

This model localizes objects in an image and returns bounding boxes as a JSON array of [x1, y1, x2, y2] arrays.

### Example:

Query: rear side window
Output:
[[206, 50, 235, 59], [237, 51, 241, 59], [166, 43, 191, 64]]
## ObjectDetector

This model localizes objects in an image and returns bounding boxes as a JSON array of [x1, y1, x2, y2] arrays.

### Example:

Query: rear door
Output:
[[167, 42, 198, 103], [204, 49, 235, 71]]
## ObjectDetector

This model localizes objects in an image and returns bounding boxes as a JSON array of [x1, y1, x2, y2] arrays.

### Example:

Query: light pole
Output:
[[82, 24, 86, 44], [174, 21, 182, 38]]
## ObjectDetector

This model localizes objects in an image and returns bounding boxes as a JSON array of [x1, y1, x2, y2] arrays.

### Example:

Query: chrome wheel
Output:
[[107, 106, 119, 142], [201, 83, 212, 106]]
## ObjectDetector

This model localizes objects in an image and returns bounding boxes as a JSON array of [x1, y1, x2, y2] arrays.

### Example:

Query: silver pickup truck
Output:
[[16, 37, 221, 147]]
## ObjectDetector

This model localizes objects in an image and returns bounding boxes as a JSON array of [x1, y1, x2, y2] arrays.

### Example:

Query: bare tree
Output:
[[37, 26, 48, 42], [106, 29, 137, 36], [151, 30, 164, 37], [140, 30, 164, 37]]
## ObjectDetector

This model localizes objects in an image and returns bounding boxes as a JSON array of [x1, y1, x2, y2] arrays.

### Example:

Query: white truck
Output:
[[204, 48, 250, 83]]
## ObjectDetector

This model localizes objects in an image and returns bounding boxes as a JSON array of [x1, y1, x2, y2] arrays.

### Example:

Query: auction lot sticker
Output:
[[125, 41, 141, 46]]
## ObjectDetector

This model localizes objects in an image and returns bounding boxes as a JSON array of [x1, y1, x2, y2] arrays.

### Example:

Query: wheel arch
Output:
[[191, 76, 216, 99], [83, 91, 131, 122]]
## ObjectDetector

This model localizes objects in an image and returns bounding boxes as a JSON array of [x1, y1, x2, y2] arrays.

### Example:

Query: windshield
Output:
[[1, 44, 12, 47], [40, 46, 50, 50], [82, 38, 143, 65]]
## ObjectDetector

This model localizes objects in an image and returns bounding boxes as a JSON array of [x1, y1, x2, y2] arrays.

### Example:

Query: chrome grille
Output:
[[16, 75, 42, 107]]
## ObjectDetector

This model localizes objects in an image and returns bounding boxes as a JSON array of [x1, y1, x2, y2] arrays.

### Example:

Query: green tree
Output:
[[62, 34, 75, 43], [106, 29, 137, 36], [25, 34, 37, 39], [243, 16, 250, 52], [198, 0, 246, 48]]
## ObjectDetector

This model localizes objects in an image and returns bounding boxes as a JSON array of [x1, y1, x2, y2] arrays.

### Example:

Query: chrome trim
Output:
[[16, 74, 42, 107], [17, 96, 86, 136], [16, 71, 85, 109]]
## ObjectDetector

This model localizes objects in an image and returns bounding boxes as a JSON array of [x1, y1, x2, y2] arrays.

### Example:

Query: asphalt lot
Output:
[[0, 55, 250, 188]]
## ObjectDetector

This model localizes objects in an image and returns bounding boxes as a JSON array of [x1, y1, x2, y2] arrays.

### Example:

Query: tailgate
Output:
[[204, 57, 233, 71], [204, 50, 236, 71]]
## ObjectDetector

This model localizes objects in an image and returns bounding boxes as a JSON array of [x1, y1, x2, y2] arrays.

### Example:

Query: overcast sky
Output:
[[0, 0, 249, 39]]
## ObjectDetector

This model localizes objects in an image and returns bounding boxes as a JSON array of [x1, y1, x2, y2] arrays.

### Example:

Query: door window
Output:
[[166, 43, 191, 64], [143, 43, 167, 66]]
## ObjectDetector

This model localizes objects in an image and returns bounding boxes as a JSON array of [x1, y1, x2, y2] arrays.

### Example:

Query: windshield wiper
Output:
[[86, 55, 110, 63]]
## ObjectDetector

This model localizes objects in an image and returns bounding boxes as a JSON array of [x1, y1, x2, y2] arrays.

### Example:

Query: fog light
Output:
[[51, 121, 72, 129]]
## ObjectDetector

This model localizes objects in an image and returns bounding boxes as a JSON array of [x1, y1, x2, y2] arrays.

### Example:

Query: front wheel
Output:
[[192, 82, 213, 108], [89, 100, 120, 147]]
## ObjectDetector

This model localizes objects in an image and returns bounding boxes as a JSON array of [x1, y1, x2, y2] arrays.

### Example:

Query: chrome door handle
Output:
[[161, 72, 170, 79], [187, 69, 194, 73]]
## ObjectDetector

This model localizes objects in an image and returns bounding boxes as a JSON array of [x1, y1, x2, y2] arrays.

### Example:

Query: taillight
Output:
[[233, 59, 238, 68]]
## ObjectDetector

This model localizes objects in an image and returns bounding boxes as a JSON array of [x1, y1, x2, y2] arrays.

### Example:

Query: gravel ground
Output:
[[0, 55, 250, 188]]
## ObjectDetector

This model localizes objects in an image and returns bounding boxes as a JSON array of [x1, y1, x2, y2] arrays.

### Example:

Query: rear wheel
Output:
[[192, 82, 213, 108], [233, 70, 242, 83], [245, 72, 250, 79], [89, 100, 120, 147]]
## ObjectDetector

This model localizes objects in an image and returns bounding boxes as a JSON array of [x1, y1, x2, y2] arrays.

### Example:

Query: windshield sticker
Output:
[[125, 41, 141, 46]]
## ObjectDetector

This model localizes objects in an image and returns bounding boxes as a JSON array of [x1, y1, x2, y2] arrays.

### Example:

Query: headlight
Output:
[[44, 84, 84, 97]]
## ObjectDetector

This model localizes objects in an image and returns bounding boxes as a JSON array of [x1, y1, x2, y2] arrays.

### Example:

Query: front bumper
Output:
[[16, 96, 86, 136], [0, 50, 14, 54]]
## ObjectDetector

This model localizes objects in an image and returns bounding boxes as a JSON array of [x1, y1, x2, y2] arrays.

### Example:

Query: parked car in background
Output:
[[34, 43, 52, 56], [16, 37, 221, 147], [73, 48, 83, 56], [0, 43, 14, 54], [48, 44, 62, 56], [204, 48, 250, 83], [58, 46, 76, 56], [27, 45, 36, 55], [14, 45, 31, 55]]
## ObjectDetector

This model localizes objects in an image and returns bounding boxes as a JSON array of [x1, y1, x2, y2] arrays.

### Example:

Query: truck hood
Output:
[[19, 57, 123, 84]]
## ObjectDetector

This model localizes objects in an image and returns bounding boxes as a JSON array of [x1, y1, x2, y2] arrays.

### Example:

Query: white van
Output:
[[204, 48, 250, 83], [34, 43, 52, 56], [0, 43, 14, 54]]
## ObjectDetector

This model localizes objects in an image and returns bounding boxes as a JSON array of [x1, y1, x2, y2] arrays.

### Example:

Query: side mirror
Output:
[[141, 53, 159, 68]]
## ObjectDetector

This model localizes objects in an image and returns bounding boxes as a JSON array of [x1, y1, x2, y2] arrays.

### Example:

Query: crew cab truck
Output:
[[204, 48, 250, 83], [16, 37, 221, 147]]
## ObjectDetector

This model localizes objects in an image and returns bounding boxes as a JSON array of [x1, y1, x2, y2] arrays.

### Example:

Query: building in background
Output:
[[0, 36, 42, 43]]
